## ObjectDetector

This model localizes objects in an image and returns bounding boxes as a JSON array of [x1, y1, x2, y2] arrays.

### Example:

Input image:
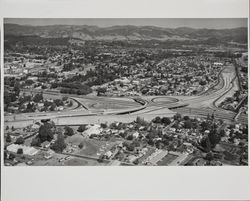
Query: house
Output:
[[84, 124, 102, 136], [7, 144, 39, 156], [127, 155, 137, 163], [104, 151, 112, 159], [133, 132, 139, 138], [44, 153, 53, 159], [41, 141, 50, 148]]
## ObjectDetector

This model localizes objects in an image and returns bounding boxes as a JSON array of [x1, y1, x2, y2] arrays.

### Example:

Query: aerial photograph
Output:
[[3, 18, 248, 166]]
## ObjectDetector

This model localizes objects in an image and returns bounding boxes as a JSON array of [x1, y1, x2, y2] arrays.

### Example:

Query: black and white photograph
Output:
[[3, 18, 248, 166], [1, 0, 250, 201]]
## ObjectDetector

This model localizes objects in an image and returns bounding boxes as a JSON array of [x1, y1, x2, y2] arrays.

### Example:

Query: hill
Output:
[[4, 23, 248, 43]]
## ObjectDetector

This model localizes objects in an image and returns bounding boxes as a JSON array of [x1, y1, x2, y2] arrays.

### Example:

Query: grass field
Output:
[[64, 157, 107, 166], [157, 153, 178, 166]]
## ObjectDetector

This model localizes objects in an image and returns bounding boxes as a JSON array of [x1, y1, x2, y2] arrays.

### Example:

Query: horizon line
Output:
[[4, 23, 248, 30], [4, 18, 248, 29]]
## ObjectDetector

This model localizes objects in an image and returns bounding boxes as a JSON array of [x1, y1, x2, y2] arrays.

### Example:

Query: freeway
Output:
[[4, 64, 247, 128]]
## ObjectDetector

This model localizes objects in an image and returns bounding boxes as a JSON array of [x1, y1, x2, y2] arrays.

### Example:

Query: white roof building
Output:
[[84, 124, 103, 136], [7, 144, 39, 156]]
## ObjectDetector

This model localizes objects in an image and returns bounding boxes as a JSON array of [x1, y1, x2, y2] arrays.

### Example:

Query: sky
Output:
[[5, 18, 248, 29]]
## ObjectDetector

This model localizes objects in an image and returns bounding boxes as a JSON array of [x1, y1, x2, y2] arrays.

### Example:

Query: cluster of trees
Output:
[[200, 127, 221, 152], [6, 133, 12, 143], [123, 141, 140, 152], [59, 82, 92, 95], [18, 95, 32, 105], [15, 136, 25, 145], [31, 123, 73, 153], [5, 35, 70, 48], [64, 126, 74, 136], [152, 116, 171, 125], [18, 94, 67, 113], [4, 83, 20, 110], [96, 87, 107, 96], [31, 122, 56, 147], [4, 90, 17, 106], [17, 93, 44, 113], [62, 65, 119, 88], [77, 125, 87, 133], [60, 87, 92, 95], [33, 93, 44, 103], [62, 62, 82, 72], [199, 80, 207, 86], [50, 133, 66, 153]]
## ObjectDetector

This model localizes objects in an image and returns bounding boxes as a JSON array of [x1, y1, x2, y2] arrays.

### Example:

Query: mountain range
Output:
[[4, 23, 248, 43]]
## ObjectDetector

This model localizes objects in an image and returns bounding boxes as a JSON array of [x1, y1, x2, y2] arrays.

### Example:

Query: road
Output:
[[4, 64, 248, 128]]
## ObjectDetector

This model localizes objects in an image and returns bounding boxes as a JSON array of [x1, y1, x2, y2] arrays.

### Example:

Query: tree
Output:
[[44, 100, 52, 108], [219, 129, 226, 137], [161, 117, 171, 125], [100, 123, 107, 129], [62, 97, 68, 101], [208, 128, 221, 148], [205, 152, 214, 161], [200, 121, 209, 131], [152, 116, 162, 124], [183, 116, 190, 121], [127, 143, 135, 152], [26, 102, 35, 112], [33, 93, 43, 103], [37, 123, 55, 142], [6, 134, 12, 143], [64, 126, 74, 136], [77, 125, 87, 133], [96, 87, 107, 96], [50, 103, 57, 111], [173, 113, 181, 121], [15, 136, 25, 144], [110, 122, 118, 129], [25, 79, 34, 85], [4, 151, 8, 159], [200, 136, 212, 152], [127, 135, 133, 141], [135, 117, 148, 126], [211, 113, 215, 120], [199, 80, 207, 86], [68, 100, 73, 107], [9, 153, 15, 160], [184, 120, 192, 129], [148, 138, 154, 146], [14, 82, 20, 96], [78, 142, 84, 149], [17, 148, 23, 155], [172, 121, 180, 129], [54, 99, 64, 107], [51, 134, 66, 153]]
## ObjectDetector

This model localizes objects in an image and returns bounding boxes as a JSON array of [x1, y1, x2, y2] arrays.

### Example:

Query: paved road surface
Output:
[[4, 64, 247, 128]]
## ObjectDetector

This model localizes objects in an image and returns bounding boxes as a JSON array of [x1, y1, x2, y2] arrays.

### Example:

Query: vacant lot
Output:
[[64, 157, 107, 166], [157, 153, 178, 166]]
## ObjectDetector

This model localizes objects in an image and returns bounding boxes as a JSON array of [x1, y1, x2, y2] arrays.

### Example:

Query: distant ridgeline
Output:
[[4, 23, 248, 46]]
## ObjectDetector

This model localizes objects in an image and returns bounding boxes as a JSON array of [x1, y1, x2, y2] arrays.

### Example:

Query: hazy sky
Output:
[[5, 18, 248, 29]]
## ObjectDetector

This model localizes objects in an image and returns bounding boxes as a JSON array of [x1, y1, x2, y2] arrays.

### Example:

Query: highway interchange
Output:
[[5, 64, 248, 128]]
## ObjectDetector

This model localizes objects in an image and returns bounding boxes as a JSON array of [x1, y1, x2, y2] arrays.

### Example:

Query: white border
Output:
[[1, 0, 249, 201], [0, 0, 248, 18]]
